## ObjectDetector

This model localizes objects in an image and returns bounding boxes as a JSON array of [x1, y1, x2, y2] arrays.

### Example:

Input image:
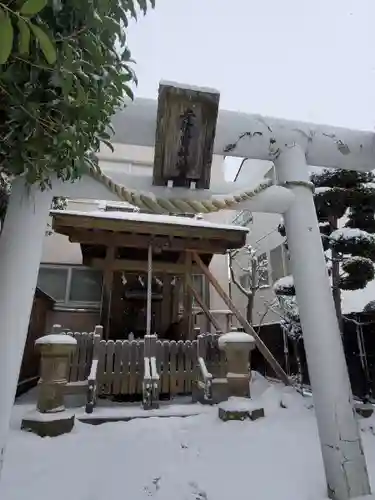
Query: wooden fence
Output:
[[17, 288, 55, 396], [64, 331, 227, 399], [66, 331, 100, 383]]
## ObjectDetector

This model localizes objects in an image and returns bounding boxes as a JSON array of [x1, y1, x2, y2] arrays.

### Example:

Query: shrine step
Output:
[[77, 402, 211, 425]]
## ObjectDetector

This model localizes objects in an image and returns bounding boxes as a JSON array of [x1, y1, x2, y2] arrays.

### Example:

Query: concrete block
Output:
[[21, 410, 75, 437]]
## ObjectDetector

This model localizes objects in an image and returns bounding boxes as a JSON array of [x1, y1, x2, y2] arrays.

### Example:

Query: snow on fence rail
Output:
[[62, 331, 226, 398]]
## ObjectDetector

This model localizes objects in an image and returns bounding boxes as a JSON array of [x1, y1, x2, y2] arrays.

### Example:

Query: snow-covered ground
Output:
[[2, 374, 375, 500]]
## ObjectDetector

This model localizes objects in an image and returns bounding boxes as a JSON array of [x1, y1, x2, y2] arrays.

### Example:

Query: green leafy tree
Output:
[[0, 0, 154, 192]]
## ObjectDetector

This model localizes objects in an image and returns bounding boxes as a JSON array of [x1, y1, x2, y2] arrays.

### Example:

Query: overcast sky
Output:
[[127, 0, 375, 178], [128, 0, 374, 128]]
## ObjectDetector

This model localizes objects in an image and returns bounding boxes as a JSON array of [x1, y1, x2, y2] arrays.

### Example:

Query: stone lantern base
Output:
[[21, 410, 75, 437], [218, 407, 265, 422], [22, 331, 77, 437], [354, 402, 374, 419], [218, 330, 256, 399], [218, 397, 265, 422]]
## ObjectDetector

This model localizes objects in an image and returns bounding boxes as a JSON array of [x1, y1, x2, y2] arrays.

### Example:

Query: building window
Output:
[[178, 274, 208, 308], [269, 245, 287, 283], [257, 253, 270, 287], [37, 265, 103, 308], [69, 268, 103, 303], [232, 210, 253, 227], [37, 267, 68, 302]]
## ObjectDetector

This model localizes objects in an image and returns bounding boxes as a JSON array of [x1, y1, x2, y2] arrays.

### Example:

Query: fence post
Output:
[[94, 325, 103, 339]]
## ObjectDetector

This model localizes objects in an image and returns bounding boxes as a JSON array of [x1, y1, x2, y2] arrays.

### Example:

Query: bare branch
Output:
[[255, 305, 272, 335], [229, 248, 241, 259], [229, 243, 270, 298], [229, 259, 252, 297]]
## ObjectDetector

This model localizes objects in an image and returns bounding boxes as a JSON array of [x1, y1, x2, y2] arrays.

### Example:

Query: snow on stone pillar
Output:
[[218, 330, 255, 398], [35, 334, 77, 413], [20, 334, 77, 438], [0, 177, 55, 477], [275, 144, 370, 500]]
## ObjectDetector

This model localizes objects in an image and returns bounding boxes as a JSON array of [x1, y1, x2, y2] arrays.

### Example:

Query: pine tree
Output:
[[276, 169, 375, 328]]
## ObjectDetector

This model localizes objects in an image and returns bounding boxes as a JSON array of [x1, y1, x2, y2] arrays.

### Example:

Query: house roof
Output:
[[51, 209, 247, 242], [52, 209, 246, 231], [51, 209, 248, 274]]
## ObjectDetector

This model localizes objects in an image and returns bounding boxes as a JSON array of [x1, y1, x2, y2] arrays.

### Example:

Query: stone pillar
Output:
[[0, 178, 55, 477], [35, 334, 77, 413], [218, 330, 255, 398], [21, 334, 77, 438], [275, 144, 370, 500]]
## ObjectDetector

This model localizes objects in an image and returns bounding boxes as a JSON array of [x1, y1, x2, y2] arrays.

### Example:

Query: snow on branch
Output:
[[229, 245, 269, 295], [330, 228, 374, 244], [273, 275, 295, 296], [311, 168, 374, 189], [329, 228, 375, 261]]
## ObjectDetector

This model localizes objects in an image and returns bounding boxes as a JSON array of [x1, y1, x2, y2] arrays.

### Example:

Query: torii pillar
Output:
[[275, 144, 370, 500], [0, 178, 55, 476]]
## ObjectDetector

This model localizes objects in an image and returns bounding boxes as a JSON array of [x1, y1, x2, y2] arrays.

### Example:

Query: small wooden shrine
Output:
[[48, 80, 289, 395], [23, 80, 291, 437], [52, 209, 248, 341]]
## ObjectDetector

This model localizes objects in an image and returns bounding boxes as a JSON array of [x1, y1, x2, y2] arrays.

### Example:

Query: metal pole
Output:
[[146, 245, 152, 336]]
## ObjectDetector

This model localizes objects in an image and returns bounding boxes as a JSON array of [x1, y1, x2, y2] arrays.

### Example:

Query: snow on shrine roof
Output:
[[51, 209, 249, 234]]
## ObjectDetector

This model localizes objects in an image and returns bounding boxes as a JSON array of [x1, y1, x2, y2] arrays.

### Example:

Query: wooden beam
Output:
[[85, 257, 200, 274], [100, 246, 115, 340], [204, 277, 211, 332], [161, 274, 172, 332], [186, 277, 222, 333], [183, 252, 193, 340], [172, 277, 181, 322], [190, 251, 290, 386], [62, 228, 229, 254]]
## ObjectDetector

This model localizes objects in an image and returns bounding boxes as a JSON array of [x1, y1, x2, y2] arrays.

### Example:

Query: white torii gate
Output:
[[0, 93, 375, 500]]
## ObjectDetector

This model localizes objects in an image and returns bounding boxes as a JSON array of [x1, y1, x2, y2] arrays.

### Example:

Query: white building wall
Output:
[[230, 162, 287, 326], [42, 199, 100, 265], [230, 230, 286, 326]]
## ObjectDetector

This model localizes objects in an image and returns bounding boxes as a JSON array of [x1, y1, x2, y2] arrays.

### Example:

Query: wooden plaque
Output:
[[153, 81, 220, 189]]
